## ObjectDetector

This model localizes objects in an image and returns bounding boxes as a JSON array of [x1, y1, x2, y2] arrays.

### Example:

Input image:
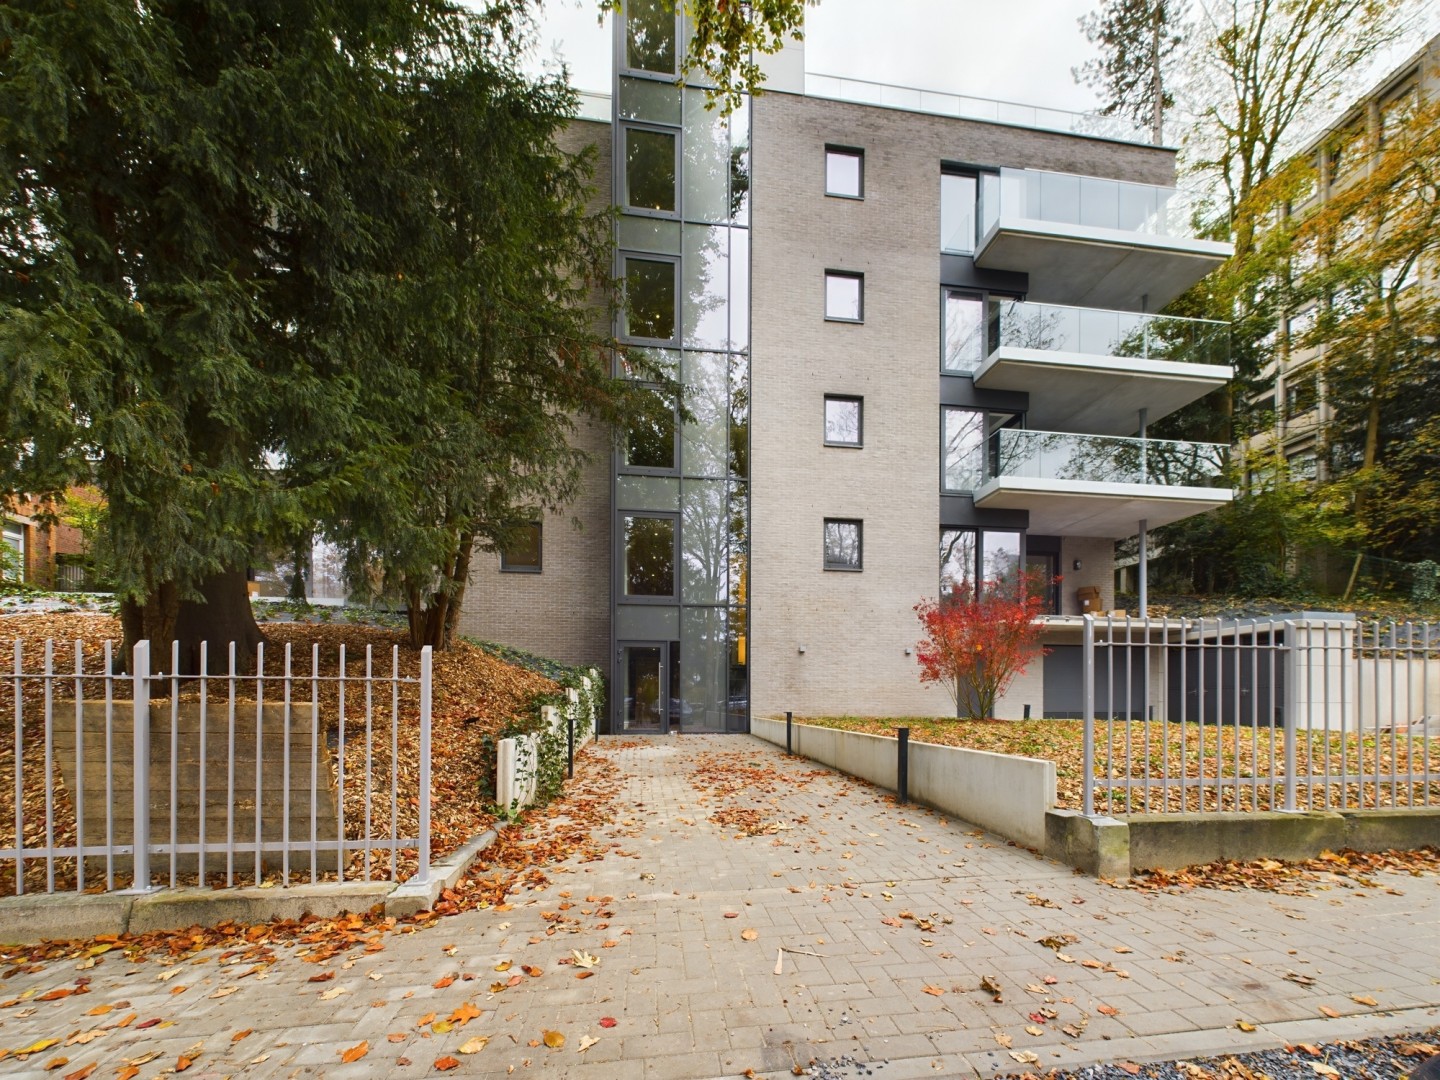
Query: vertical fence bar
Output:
[[1335, 624, 1347, 812], [1082, 616, 1095, 817], [417, 646, 432, 885], [226, 642, 236, 887], [130, 640, 151, 891], [1122, 615, 1133, 813], [337, 644, 347, 879], [310, 642, 319, 884], [567, 693, 575, 780], [169, 641, 179, 887], [1198, 618, 1208, 812], [1424, 622, 1432, 807], [282, 643, 292, 887], [1231, 619, 1241, 812], [1267, 623, 1277, 809], [103, 640, 113, 890], [1290, 624, 1301, 812], [1160, 616, 1170, 812], [43, 639, 54, 892], [1389, 620, 1399, 809], [389, 645, 399, 881], [1403, 622, 1414, 808], [74, 642, 85, 892], [254, 640, 265, 884], [363, 645, 373, 882], [197, 641, 208, 886], [12, 640, 23, 895], [1180, 618, 1189, 811], [1248, 623, 1259, 811], [1372, 620, 1382, 811], [1105, 613, 1115, 816]]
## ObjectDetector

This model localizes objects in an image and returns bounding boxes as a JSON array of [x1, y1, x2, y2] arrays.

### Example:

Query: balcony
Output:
[[972, 300, 1232, 435], [972, 429, 1232, 536], [971, 168, 1232, 310]]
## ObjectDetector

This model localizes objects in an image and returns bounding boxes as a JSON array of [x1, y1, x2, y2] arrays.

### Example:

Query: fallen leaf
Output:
[[1319, 1006, 1340, 1018], [741, 929, 759, 942], [599, 1017, 617, 1028], [116, 1070, 139, 1080], [433, 975, 455, 989], [980, 975, 1003, 1002], [16, 1039, 61, 1059], [62, 1066, 96, 1080], [1097, 1003, 1119, 1016], [922, 985, 945, 996], [575, 971, 594, 980], [432, 1020, 453, 1035], [577, 1035, 599, 1053], [1117, 1063, 1141, 1075], [43, 1056, 69, 1071], [340, 1041, 369, 1063], [494, 961, 512, 972], [458, 1037, 489, 1055], [571, 950, 598, 969], [1025, 1025, 1044, 1036], [1351, 994, 1378, 1006], [1237, 1020, 1257, 1032], [434, 1055, 460, 1071], [1009, 1050, 1040, 1064], [231, 1029, 253, 1044], [995, 1033, 1013, 1048], [209, 986, 238, 999], [1310, 1065, 1341, 1079], [542, 1030, 565, 1049], [319, 986, 347, 1001]]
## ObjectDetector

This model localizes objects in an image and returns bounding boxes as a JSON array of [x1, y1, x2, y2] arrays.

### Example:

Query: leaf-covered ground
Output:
[[802, 715, 1440, 813], [0, 613, 557, 893]]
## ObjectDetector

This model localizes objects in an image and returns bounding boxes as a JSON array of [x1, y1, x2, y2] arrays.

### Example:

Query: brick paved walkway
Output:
[[2, 734, 1438, 1078]]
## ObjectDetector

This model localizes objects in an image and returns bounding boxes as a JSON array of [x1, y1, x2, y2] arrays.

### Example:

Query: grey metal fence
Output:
[[2, 638, 431, 896], [1082, 615, 1440, 816]]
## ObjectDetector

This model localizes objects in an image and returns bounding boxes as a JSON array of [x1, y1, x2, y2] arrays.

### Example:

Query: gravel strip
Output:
[[994, 1029, 1440, 1080]]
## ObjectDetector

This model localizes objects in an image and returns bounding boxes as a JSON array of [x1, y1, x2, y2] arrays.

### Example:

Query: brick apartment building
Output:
[[457, 1, 1235, 730]]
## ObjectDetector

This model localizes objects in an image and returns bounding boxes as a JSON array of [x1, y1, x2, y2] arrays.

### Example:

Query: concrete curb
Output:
[[0, 828, 501, 945]]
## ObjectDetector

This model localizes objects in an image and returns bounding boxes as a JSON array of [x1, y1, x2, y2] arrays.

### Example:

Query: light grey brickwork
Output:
[[748, 93, 1176, 719], [453, 119, 614, 670]]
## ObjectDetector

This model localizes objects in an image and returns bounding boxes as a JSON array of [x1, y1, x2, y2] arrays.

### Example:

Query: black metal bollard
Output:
[[1023, 703, 1031, 720], [786, 711, 793, 755], [567, 708, 575, 779], [897, 727, 910, 805]]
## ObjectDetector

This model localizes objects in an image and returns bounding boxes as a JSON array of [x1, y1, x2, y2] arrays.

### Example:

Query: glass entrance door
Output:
[[620, 642, 668, 733], [1025, 552, 1059, 614]]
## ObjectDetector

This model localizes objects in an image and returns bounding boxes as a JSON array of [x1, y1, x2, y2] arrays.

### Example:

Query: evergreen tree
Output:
[[1074, 0, 1185, 145]]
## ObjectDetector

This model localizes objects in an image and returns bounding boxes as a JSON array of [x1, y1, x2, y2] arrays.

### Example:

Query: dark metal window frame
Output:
[[619, 510, 681, 603], [823, 517, 864, 572], [620, 251, 681, 346], [620, 122, 682, 220], [824, 269, 864, 324], [823, 393, 864, 448], [499, 521, 543, 574], [824, 145, 864, 199], [621, 383, 681, 475], [939, 526, 1027, 595]]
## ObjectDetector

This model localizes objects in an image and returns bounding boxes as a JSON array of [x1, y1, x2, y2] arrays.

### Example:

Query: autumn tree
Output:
[[1074, 0, 1186, 145], [914, 574, 1049, 721], [1279, 93, 1440, 596]]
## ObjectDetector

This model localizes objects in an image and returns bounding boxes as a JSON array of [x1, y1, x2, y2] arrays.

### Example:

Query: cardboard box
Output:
[[1077, 585, 1102, 613]]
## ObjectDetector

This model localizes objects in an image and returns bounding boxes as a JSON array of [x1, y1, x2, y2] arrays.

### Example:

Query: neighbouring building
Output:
[[3, 492, 93, 590], [456, 2, 1236, 728], [1243, 33, 1439, 585]]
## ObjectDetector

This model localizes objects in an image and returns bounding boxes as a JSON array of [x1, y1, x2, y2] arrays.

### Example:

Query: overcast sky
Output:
[[522, 0, 1105, 111], [519, 0, 1440, 132]]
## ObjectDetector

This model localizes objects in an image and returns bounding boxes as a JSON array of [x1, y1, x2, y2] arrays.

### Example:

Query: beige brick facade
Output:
[[453, 119, 614, 670], [748, 93, 1175, 719]]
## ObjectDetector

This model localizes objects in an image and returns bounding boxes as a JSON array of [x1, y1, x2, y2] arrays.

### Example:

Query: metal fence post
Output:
[[567, 692, 575, 779], [130, 640, 151, 891], [897, 727, 909, 805], [1283, 621, 1298, 812], [416, 645, 432, 885], [785, 711, 793, 755], [1082, 616, 1095, 816]]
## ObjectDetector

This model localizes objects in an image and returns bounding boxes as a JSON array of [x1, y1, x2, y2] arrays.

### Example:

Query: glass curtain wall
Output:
[[614, 0, 750, 734]]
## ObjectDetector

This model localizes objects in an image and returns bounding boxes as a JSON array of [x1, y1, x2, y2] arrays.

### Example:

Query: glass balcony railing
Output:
[[987, 300, 1231, 368], [982, 429, 1227, 487], [978, 167, 1195, 246]]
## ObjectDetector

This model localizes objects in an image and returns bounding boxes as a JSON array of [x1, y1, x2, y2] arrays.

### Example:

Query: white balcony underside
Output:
[[974, 476, 1233, 537], [975, 219, 1231, 310], [973, 346, 1231, 435]]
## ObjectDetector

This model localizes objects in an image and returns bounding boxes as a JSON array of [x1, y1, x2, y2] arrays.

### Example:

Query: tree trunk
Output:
[[408, 531, 475, 652], [1150, 4, 1164, 146], [122, 570, 265, 675]]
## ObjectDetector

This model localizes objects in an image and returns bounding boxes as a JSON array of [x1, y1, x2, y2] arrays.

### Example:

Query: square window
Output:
[[500, 522, 542, 573], [825, 147, 863, 198], [823, 395, 862, 447], [625, 127, 677, 214], [624, 515, 676, 597], [823, 518, 862, 571], [824, 271, 863, 322], [624, 256, 677, 342]]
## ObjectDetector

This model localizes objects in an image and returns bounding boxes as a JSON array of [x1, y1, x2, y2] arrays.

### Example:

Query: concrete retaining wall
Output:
[[1045, 806, 1440, 879], [752, 716, 1056, 849]]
